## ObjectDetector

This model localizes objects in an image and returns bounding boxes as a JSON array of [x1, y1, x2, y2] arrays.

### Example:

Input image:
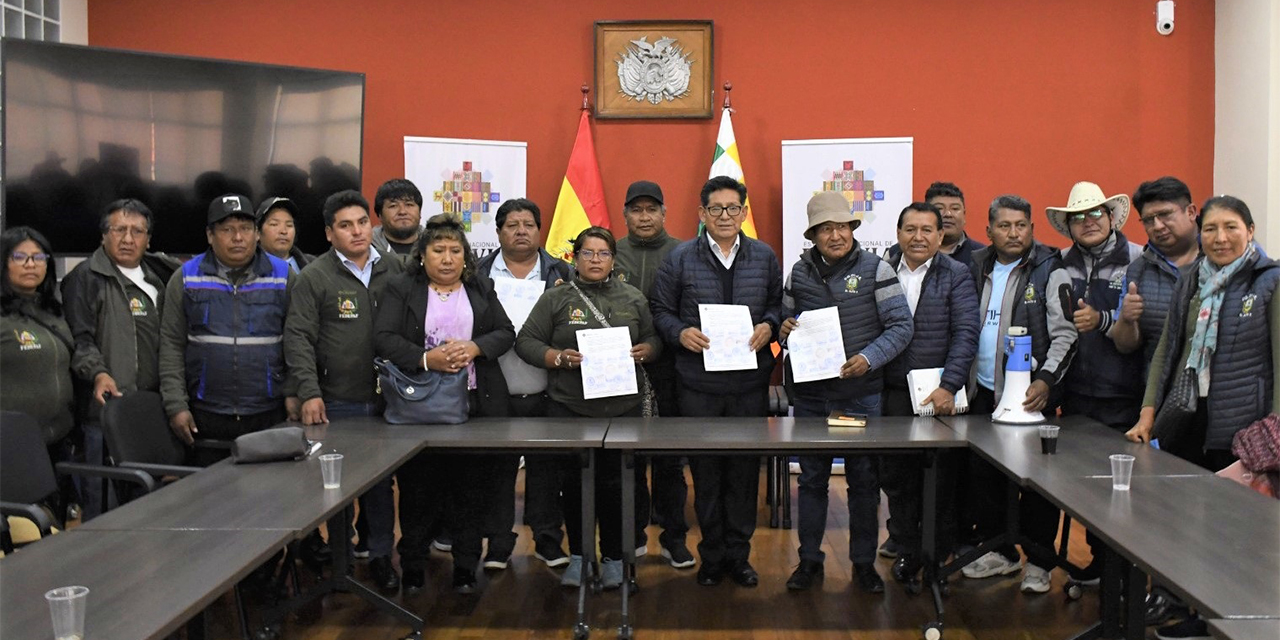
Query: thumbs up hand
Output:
[[1119, 282, 1144, 323], [1073, 298, 1101, 332]]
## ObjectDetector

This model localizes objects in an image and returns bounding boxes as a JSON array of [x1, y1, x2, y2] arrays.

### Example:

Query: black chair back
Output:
[[0, 412, 58, 505], [101, 391, 187, 467]]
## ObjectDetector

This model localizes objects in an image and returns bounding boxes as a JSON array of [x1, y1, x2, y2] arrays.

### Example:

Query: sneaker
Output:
[[561, 555, 584, 588], [660, 541, 696, 569], [600, 558, 624, 590], [352, 538, 370, 559], [1146, 589, 1188, 627], [431, 537, 453, 553], [483, 546, 512, 571], [961, 551, 1023, 579], [635, 544, 648, 558], [1154, 615, 1210, 640], [878, 537, 902, 559], [1068, 558, 1101, 587], [534, 539, 570, 568], [1020, 564, 1051, 594]]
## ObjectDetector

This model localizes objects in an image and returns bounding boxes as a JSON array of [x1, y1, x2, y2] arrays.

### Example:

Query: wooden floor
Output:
[[192, 466, 1134, 640]]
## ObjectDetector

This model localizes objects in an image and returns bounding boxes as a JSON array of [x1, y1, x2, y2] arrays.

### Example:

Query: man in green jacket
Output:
[[61, 198, 179, 520], [612, 180, 694, 569], [284, 189, 404, 591]]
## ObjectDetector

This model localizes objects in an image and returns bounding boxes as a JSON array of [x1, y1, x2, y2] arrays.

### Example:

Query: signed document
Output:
[[577, 327, 638, 399], [698, 304, 756, 372], [788, 306, 844, 383]]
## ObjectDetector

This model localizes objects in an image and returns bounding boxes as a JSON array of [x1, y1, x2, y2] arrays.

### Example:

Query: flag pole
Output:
[[581, 83, 591, 113], [722, 81, 734, 113]]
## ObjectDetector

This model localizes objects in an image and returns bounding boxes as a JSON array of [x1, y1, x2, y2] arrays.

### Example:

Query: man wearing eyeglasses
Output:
[[61, 198, 180, 519], [650, 176, 783, 588], [159, 194, 297, 466], [1109, 177, 1201, 370], [1045, 181, 1143, 587]]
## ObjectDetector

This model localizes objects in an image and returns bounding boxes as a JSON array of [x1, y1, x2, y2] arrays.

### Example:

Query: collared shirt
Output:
[[491, 250, 541, 281], [338, 246, 381, 289], [707, 233, 741, 269], [896, 257, 932, 316]]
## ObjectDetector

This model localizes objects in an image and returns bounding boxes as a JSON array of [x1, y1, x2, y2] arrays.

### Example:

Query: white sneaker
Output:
[[561, 555, 584, 588], [961, 551, 1023, 579], [600, 558, 624, 590], [635, 545, 648, 558], [1020, 564, 1051, 593]]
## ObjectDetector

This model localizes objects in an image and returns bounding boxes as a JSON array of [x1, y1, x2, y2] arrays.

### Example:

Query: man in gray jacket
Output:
[[370, 178, 423, 258]]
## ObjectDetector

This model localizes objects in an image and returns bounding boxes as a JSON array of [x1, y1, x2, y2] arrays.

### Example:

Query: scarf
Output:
[[1187, 244, 1256, 395]]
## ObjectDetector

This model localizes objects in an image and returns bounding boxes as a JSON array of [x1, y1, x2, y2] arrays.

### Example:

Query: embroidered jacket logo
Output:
[[15, 330, 40, 351], [338, 295, 359, 319], [568, 308, 588, 325], [129, 297, 147, 316], [1241, 293, 1257, 318], [844, 274, 861, 293]]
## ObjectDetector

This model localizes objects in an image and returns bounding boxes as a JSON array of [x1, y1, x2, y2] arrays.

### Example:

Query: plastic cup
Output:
[[45, 585, 88, 640], [320, 453, 343, 489], [1110, 454, 1135, 491], [1038, 425, 1060, 454]]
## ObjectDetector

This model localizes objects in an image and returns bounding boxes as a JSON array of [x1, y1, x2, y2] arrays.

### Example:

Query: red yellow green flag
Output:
[[709, 107, 758, 238], [546, 111, 610, 261]]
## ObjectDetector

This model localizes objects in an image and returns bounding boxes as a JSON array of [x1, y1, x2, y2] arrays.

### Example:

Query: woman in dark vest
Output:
[[1128, 195, 1280, 469], [373, 214, 514, 594]]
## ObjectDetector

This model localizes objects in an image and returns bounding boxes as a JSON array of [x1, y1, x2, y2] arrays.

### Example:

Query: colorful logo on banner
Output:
[[814, 160, 886, 226], [433, 161, 502, 232]]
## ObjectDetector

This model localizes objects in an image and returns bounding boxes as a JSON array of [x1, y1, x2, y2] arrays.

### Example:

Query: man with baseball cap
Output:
[[779, 190, 913, 593], [613, 180, 694, 569], [256, 196, 313, 272], [159, 194, 297, 465]]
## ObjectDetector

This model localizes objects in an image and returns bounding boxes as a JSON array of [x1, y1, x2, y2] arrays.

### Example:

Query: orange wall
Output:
[[89, 0, 1215, 255]]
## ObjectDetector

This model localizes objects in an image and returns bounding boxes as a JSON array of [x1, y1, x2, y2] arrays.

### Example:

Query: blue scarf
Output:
[[1188, 244, 1256, 395]]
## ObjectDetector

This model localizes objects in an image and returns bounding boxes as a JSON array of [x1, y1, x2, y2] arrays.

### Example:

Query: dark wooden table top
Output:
[[80, 422, 428, 534], [1029, 474, 1280, 619], [939, 414, 1210, 487], [1208, 618, 1280, 638], [0, 528, 287, 640], [603, 416, 968, 451], [417, 417, 609, 449]]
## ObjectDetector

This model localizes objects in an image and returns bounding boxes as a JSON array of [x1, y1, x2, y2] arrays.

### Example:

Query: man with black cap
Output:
[[614, 180, 694, 569], [159, 194, 296, 465], [780, 191, 913, 593], [256, 196, 313, 272]]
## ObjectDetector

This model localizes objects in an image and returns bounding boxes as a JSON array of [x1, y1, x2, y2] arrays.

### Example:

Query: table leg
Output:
[[1101, 545, 1122, 638], [921, 450, 945, 631], [1123, 561, 1146, 640], [780, 456, 792, 529], [767, 456, 779, 528], [574, 448, 594, 640], [620, 450, 636, 640]]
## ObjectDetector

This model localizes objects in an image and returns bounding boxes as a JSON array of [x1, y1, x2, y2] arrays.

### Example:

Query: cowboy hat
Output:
[[1045, 181, 1131, 239], [804, 191, 860, 239]]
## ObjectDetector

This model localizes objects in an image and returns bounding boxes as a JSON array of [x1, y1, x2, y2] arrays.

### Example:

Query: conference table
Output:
[[1207, 618, 1280, 639], [606, 415, 969, 640]]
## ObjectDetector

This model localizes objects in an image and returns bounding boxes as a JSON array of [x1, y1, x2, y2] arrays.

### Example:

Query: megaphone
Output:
[[991, 326, 1046, 424]]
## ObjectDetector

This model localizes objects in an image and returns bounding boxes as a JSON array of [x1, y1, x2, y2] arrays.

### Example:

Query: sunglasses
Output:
[[1067, 208, 1108, 224]]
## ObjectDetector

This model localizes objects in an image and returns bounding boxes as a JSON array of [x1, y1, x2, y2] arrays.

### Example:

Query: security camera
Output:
[[1156, 0, 1175, 36]]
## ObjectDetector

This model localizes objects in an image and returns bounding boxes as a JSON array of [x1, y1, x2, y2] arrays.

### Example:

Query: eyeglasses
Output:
[[1140, 209, 1182, 228], [107, 225, 149, 238], [1067, 208, 1107, 224], [704, 205, 745, 218], [576, 250, 613, 261], [10, 252, 50, 264]]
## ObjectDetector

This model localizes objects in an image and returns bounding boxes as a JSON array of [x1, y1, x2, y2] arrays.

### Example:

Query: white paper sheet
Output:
[[787, 306, 845, 383], [698, 304, 757, 372], [576, 327, 638, 399], [491, 277, 544, 331]]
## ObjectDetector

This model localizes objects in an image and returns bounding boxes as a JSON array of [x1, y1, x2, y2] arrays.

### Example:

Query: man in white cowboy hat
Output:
[[1045, 180, 1144, 587], [779, 190, 913, 593]]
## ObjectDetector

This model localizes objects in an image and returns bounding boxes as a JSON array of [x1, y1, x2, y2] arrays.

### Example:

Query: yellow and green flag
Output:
[[708, 107, 758, 238], [546, 111, 610, 261]]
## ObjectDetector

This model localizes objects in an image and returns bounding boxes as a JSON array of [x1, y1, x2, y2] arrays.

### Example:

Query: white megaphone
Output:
[[991, 326, 1046, 424]]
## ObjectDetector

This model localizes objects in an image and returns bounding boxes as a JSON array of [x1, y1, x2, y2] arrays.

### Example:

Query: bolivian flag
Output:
[[546, 111, 610, 261], [709, 107, 758, 239]]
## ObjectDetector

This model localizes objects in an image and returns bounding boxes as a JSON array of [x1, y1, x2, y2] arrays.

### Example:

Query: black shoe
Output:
[[696, 561, 725, 586], [1069, 557, 1102, 586], [370, 556, 400, 591], [660, 540, 697, 569], [1146, 588, 1188, 627], [452, 566, 478, 594], [402, 568, 425, 595], [483, 546, 513, 571], [854, 563, 885, 594], [299, 530, 332, 570], [353, 537, 370, 559], [1154, 615, 1209, 639], [729, 561, 759, 588], [785, 560, 824, 591], [534, 539, 570, 568], [891, 556, 923, 594]]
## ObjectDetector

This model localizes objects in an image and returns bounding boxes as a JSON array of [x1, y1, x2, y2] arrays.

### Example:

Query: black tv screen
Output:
[[2, 39, 364, 255]]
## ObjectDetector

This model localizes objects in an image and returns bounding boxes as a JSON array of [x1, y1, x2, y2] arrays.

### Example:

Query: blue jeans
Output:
[[326, 400, 395, 558], [793, 394, 882, 564]]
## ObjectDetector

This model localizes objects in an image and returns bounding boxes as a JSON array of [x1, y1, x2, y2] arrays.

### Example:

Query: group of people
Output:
[[2, 171, 1274, 639]]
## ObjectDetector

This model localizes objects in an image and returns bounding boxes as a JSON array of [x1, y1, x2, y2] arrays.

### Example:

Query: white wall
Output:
[[61, 0, 88, 45], [1215, 0, 1280, 253]]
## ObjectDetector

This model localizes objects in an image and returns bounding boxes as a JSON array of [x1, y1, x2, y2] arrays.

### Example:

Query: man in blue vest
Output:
[[650, 176, 783, 588], [159, 194, 295, 465], [780, 191, 914, 593]]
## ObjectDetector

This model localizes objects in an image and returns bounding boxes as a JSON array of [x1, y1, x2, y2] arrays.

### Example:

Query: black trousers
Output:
[[880, 386, 959, 558], [641, 364, 689, 546], [396, 451, 503, 572], [678, 386, 766, 567], [189, 406, 286, 467], [964, 386, 1061, 570], [513, 392, 574, 549]]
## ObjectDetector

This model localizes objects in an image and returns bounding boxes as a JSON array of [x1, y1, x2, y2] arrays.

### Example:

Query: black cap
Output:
[[624, 180, 664, 207], [255, 196, 299, 222], [208, 194, 255, 225]]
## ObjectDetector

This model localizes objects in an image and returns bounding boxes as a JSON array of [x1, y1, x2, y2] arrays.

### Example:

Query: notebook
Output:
[[907, 367, 969, 416]]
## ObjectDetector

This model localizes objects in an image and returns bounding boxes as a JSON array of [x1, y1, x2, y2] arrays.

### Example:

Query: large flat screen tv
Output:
[[2, 39, 364, 255]]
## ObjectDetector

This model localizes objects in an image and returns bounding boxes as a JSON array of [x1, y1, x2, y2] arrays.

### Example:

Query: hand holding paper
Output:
[[698, 304, 756, 371]]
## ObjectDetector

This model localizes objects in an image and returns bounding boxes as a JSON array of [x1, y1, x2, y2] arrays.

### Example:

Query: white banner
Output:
[[404, 137, 528, 258], [780, 137, 913, 268]]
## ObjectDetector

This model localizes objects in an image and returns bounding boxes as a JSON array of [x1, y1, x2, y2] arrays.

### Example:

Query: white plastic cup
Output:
[[320, 453, 343, 489], [45, 585, 88, 640], [1110, 454, 1135, 491]]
